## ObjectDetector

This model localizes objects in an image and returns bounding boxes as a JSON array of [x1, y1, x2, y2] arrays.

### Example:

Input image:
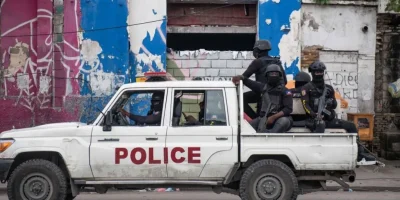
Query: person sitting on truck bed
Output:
[[239, 40, 287, 120], [300, 61, 376, 162], [290, 72, 311, 127], [119, 91, 164, 126], [233, 64, 293, 133]]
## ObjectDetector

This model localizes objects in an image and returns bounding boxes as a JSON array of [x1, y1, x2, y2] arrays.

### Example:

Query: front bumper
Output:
[[0, 159, 13, 181]]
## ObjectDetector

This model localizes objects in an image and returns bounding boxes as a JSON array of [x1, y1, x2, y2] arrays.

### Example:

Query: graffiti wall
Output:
[[1, 0, 302, 132], [0, 0, 83, 131], [302, 4, 377, 114], [0, 0, 167, 132]]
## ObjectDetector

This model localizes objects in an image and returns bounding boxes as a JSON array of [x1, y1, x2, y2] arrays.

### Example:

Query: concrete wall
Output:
[[167, 50, 254, 81], [374, 13, 400, 147], [0, 0, 166, 132], [166, 0, 302, 82], [301, 4, 377, 117]]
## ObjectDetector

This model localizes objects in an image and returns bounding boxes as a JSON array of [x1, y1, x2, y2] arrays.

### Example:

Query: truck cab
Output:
[[0, 80, 381, 200]]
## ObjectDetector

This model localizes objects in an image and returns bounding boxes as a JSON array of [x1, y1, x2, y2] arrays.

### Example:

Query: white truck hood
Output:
[[0, 122, 89, 138]]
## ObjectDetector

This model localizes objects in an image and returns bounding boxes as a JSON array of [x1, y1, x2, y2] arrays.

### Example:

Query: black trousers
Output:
[[243, 91, 261, 119], [250, 116, 293, 133]]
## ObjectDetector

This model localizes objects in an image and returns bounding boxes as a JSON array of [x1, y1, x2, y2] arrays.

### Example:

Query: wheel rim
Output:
[[19, 173, 53, 200], [255, 175, 283, 200]]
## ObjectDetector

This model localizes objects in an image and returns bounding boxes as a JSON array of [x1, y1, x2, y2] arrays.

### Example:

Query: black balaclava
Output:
[[295, 81, 307, 89], [253, 49, 269, 59], [311, 70, 325, 88], [151, 92, 164, 112], [267, 71, 281, 87]]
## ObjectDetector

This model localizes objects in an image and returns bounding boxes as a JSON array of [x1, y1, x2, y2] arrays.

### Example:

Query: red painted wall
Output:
[[0, 0, 82, 132]]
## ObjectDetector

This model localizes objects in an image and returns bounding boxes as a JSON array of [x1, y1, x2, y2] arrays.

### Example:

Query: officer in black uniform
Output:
[[300, 61, 376, 162], [120, 91, 164, 126], [234, 40, 287, 120], [290, 72, 312, 126], [291, 72, 311, 97], [233, 64, 293, 133]]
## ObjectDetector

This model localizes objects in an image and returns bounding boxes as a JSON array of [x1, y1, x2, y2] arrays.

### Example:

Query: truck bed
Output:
[[239, 111, 357, 171]]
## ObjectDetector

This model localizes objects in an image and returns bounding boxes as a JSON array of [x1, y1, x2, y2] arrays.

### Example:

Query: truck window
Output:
[[110, 90, 166, 126], [172, 89, 227, 126]]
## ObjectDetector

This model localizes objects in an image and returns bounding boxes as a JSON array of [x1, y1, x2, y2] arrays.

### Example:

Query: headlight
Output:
[[0, 139, 14, 153]]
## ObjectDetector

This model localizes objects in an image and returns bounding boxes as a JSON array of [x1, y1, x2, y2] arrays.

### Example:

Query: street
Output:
[[0, 191, 400, 200]]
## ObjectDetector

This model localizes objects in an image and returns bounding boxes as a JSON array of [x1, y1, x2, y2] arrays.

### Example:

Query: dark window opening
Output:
[[167, 33, 256, 51]]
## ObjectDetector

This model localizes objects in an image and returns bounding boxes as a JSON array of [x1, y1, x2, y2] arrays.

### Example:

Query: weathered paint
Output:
[[258, 0, 301, 80], [127, 0, 167, 116], [0, 0, 82, 132], [302, 4, 377, 114], [79, 0, 130, 122], [0, 0, 133, 131]]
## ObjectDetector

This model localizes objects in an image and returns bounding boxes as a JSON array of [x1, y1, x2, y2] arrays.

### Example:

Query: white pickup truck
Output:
[[0, 80, 379, 200]]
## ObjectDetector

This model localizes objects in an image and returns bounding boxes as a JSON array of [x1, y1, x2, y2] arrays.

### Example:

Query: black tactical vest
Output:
[[259, 84, 284, 117], [257, 57, 285, 85]]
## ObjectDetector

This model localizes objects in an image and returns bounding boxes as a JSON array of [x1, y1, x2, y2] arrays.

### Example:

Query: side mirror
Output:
[[103, 111, 112, 131]]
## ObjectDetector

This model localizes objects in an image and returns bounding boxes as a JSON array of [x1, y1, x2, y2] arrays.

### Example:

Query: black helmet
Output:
[[253, 40, 271, 51], [266, 64, 282, 74], [294, 72, 311, 82], [308, 61, 326, 72], [151, 91, 164, 101]]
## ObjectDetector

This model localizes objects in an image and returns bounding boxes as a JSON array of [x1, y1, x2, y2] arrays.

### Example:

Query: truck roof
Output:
[[119, 80, 237, 90]]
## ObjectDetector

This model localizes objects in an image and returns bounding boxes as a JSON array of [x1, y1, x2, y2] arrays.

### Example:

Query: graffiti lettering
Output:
[[115, 147, 201, 164], [325, 71, 358, 88], [335, 88, 358, 100]]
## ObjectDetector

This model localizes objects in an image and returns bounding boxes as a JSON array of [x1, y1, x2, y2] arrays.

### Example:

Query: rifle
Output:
[[313, 86, 332, 133], [257, 85, 272, 132]]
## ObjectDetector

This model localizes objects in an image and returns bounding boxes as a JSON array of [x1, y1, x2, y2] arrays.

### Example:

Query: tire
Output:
[[239, 159, 298, 200], [7, 159, 68, 200]]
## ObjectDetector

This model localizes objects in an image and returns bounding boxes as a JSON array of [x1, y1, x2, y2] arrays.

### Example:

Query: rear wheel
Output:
[[7, 159, 68, 200], [239, 159, 298, 200]]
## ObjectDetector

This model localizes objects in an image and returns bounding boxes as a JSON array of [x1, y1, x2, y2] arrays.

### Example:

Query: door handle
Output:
[[98, 138, 119, 142], [216, 137, 228, 141], [146, 137, 158, 141]]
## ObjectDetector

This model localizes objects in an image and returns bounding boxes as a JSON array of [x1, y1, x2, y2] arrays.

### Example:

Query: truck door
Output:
[[90, 88, 169, 178], [166, 88, 234, 178]]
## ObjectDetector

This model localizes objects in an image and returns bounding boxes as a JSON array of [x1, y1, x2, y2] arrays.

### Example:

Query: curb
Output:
[[1, 186, 400, 194]]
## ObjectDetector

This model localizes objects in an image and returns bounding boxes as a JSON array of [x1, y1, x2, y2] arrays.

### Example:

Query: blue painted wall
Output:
[[80, 0, 130, 122], [77, 0, 300, 123], [258, 0, 301, 78]]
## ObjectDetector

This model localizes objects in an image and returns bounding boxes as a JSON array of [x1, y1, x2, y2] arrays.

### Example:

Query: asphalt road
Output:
[[1, 191, 400, 200]]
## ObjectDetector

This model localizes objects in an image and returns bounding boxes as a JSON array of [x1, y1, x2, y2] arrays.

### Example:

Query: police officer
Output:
[[233, 64, 293, 133], [291, 71, 311, 97], [120, 91, 164, 126], [290, 72, 312, 126], [233, 40, 287, 119], [301, 61, 376, 162]]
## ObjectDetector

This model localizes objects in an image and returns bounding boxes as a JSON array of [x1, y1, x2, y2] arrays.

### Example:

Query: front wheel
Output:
[[239, 159, 299, 200], [7, 159, 68, 200]]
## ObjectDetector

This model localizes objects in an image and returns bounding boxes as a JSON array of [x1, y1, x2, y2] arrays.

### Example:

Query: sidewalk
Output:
[[325, 158, 400, 191], [1, 159, 399, 193]]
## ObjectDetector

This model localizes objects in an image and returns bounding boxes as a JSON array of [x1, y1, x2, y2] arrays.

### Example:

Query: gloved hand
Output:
[[326, 98, 333, 108], [232, 75, 244, 84]]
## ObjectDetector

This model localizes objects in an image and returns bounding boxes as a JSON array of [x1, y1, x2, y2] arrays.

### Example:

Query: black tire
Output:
[[239, 159, 298, 200], [7, 159, 68, 200]]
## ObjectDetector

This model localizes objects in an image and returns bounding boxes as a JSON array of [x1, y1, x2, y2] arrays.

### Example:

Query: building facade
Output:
[[0, 0, 381, 136]]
